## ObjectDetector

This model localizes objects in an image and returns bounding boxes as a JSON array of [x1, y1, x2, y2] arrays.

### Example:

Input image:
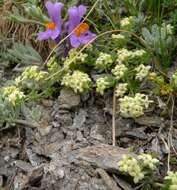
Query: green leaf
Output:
[[7, 43, 43, 65]]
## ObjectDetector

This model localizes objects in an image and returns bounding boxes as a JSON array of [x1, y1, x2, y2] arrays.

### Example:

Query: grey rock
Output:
[[28, 166, 44, 185], [89, 178, 109, 190], [76, 131, 84, 142], [150, 137, 161, 153], [119, 137, 131, 143], [44, 162, 65, 180], [43, 142, 62, 156], [59, 113, 73, 126], [42, 99, 54, 107], [58, 88, 81, 109], [113, 175, 133, 190], [58, 109, 70, 114], [26, 148, 43, 167], [4, 156, 10, 162], [14, 174, 28, 190], [38, 125, 52, 136], [72, 109, 87, 129], [0, 175, 3, 187], [68, 144, 129, 173], [52, 121, 60, 128], [57, 169, 65, 179], [124, 130, 147, 140], [96, 168, 121, 190], [135, 116, 163, 127], [12, 160, 33, 172], [90, 124, 105, 142], [26, 128, 35, 144]]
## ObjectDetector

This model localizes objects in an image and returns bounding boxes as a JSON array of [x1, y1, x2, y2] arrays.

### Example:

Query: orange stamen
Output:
[[45, 22, 56, 30], [74, 23, 89, 37]]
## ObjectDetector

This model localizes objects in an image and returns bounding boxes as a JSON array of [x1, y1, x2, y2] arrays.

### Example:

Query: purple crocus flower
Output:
[[67, 5, 96, 48], [37, 1, 64, 40]]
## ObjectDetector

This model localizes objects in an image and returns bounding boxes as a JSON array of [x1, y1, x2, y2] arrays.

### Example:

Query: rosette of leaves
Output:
[[7, 43, 43, 66], [142, 23, 175, 68], [8, 0, 49, 24], [0, 93, 21, 125]]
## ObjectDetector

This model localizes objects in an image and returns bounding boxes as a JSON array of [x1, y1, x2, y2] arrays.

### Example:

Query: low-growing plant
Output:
[[118, 153, 159, 186], [118, 154, 177, 189], [7, 43, 43, 66], [142, 23, 175, 68], [1, 1, 157, 127], [162, 171, 177, 190], [0, 86, 24, 125], [1, 1, 177, 189]]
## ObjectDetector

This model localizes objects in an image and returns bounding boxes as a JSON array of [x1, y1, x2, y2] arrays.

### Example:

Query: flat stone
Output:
[[58, 88, 81, 109], [68, 144, 129, 173], [135, 116, 163, 127], [12, 160, 33, 172], [124, 130, 147, 140]]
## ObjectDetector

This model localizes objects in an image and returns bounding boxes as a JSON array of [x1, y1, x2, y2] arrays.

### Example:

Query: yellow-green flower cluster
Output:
[[112, 34, 127, 47], [63, 48, 88, 68], [22, 66, 48, 81], [120, 16, 135, 31], [95, 52, 113, 70], [2, 85, 25, 106], [15, 66, 48, 89], [133, 49, 149, 63], [164, 171, 177, 190], [162, 23, 174, 35], [61, 70, 92, 93], [135, 64, 151, 81], [171, 70, 177, 88], [47, 57, 61, 73], [46, 57, 62, 82], [117, 48, 132, 63], [118, 154, 159, 184], [137, 154, 159, 170], [16, 66, 48, 84], [115, 83, 128, 97], [118, 155, 144, 184], [96, 76, 113, 95], [119, 93, 152, 118], [117, 48, 149, 65], [112, 63, 128, 80]]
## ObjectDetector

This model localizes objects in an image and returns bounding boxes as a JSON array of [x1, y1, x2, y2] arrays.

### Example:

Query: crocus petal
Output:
[[37, 30, 51, 40], [70, 34, 81, 48], [45, 1, 63, 28], [79, 31, 96, 44], [68, 6, 81, 32], [64, 21, 69, 30], [67, 5, 96, 48], [50, 28, 60, 40], [78, 5, 87, 18], [68, 5, 87, 33]]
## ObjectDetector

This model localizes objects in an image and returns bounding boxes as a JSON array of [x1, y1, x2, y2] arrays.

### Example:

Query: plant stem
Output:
[[112, 89, 116, 146], [167, 95, 174, 172], [14, 119, 40, 128]]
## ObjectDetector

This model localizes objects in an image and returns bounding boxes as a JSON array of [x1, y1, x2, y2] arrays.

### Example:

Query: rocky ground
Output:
[[0, 88, 177, 190]]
